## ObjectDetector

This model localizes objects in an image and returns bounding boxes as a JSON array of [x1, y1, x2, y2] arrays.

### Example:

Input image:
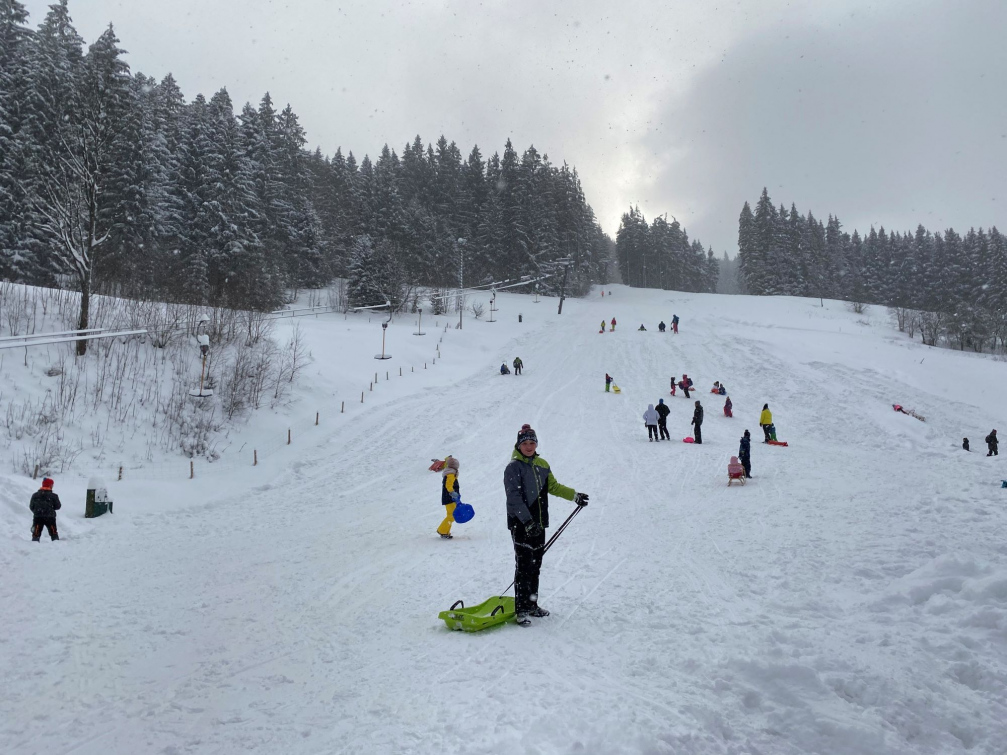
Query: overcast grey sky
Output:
[[23, 0, 1007, 254]]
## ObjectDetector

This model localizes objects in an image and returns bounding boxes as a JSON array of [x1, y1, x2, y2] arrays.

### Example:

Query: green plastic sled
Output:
[[438, 595, 515, 632]]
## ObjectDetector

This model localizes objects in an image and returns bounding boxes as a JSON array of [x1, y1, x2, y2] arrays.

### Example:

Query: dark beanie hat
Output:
[[516, 424, 538, 446]]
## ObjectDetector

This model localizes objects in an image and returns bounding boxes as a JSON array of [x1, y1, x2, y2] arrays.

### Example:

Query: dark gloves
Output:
[[525, 521, 544, 538], [574, 492, 589, 507]]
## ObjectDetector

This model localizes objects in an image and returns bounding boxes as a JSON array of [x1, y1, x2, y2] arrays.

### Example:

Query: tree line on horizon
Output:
[[737, 187, 1007, 351], [0, 0, 612, 353], [614, 206, 720, 294]]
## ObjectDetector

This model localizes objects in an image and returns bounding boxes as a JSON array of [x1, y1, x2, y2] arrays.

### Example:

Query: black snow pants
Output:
[[658, 418, 670, 440], [740, 454, 751, 478], [988, 443, 999, 457], [762, 424, 772, 443], [511, 522, 546, 613], [693, 422, 703, 444], [647, 425, 659, 441], [32, 517, 58, 541]]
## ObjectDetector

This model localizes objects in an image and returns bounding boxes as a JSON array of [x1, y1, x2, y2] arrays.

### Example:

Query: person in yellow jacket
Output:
[[437, 456, 461, 539], [759, 404, 773, 443]]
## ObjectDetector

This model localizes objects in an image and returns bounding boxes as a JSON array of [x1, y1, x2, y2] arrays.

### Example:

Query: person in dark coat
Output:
[[724, 396, 733, 417], [658, 321, 666, 332], [504, 424, 588, 625], [672, 314, 680, 333], [986, 429, 999, 456], [963, 437, 970, 451], [691, 401, 704, 444], [655, 398, 671, 440], [513, 357, 523, 375], [739, 430, 752, 478], [30, 478, 61, 542]]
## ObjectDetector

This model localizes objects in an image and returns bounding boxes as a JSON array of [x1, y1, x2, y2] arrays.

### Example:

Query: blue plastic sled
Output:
[[454, 501, 475, 523]]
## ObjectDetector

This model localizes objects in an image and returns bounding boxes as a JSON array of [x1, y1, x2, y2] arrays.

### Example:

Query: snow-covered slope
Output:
[[3, 287, 1006, 754]]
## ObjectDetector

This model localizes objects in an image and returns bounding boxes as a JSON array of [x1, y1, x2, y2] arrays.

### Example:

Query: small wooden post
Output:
[[190, 460, 194, 479], [424, 362, 427, 369], [287, 428, 291, 445], [341, 401, 345, 413], [374, 372, 378, 383], [399, 367, 402, 376], [315, 412, 319, 426], [254, 450, 258, 466], [361, 391, 364, 403], [33, 464, 39, 480], [118, 466, 123, 481], [386, 371, 389, 380], [370, 381, 373, 391]]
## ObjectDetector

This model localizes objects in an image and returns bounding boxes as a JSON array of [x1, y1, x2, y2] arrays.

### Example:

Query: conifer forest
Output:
[[0, 0, 612, 339]]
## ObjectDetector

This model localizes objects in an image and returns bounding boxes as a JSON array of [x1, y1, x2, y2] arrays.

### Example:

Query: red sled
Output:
[[682, 437, 695, 443], [429, 458, 446, 471], [766, 440, 789, 447]]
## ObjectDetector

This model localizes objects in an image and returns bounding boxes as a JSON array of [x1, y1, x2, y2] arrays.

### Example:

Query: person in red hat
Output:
[[504, 424, 588, 626], [30, 478, 61, 542]]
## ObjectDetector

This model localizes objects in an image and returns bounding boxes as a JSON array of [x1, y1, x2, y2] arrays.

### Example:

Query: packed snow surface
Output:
[[3, 287, 1007, 754]]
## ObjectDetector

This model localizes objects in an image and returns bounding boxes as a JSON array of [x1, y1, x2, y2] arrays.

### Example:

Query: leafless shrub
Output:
[[470, 301, 485, 319], [272, 324, 313, 404]]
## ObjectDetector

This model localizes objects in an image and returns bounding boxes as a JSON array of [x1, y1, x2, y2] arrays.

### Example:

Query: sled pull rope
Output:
[[491, 605, 505, 617], [450, 600, 464, 610], [501, 505, 584, 596]]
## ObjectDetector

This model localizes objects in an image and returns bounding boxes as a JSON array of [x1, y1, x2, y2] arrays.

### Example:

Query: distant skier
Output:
[[724, 396, 733, 418], [500, 362, 511, 375], [986, 429, 999, 456], [739, 430, 752, 478], [672, 314, 679, 334], [691, 401, 704, 444], [513, 357, 523, 375], [29, 477, 61, 542], [505, 424, 588, 626], [638, 324, 647, 331], [658, 321, 666, 332], [655, 398, 671, 440], [610, 317, 617, 331], [605, 373, 613, 393], [963, 437, 970, 451], [643, 404, 660, 441], [437, 456, 461, 539], [760, 404, 773, 443]]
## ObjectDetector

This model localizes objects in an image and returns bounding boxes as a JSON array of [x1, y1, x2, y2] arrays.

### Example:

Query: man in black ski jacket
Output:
[[29, 478, 61, 542], [692, 401, 704, 444], [739, 430, 752, 478], [655, 398, 671, 440], [986, 429, 998, 456], [504, 424, 588, 625]]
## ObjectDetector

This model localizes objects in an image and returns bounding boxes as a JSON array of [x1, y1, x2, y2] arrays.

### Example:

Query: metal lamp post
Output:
[[414, 307, 425, 336], [488, 289, 497, 322], [375, 321, 392, 360], [188, 334, 214, 398]]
